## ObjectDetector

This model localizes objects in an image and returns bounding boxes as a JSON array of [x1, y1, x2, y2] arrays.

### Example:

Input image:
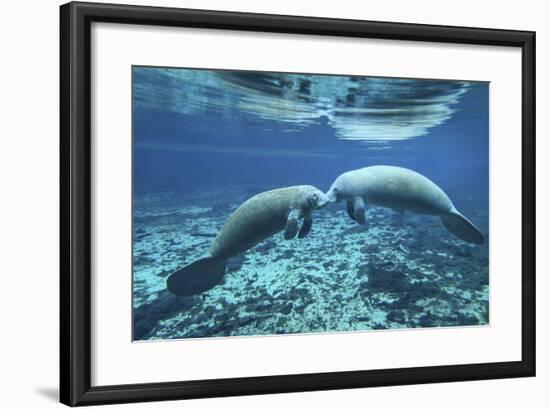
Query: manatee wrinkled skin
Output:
[[326, 165, 485, 244], [167, 185, 329, 296]]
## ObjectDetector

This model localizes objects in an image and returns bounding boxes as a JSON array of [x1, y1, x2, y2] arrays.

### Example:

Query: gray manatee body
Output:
[[167, 185, 329, 296], [326, 166, 485, 244]]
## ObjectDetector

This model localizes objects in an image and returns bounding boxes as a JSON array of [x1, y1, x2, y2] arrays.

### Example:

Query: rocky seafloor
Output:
[[132, 186, 489, 341]]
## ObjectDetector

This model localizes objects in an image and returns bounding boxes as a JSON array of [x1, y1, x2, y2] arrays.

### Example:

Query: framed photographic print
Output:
[[60, 1, 536, 406]]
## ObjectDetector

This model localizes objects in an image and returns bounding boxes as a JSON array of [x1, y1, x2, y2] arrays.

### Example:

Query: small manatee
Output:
[[167, 185, 329, 296]]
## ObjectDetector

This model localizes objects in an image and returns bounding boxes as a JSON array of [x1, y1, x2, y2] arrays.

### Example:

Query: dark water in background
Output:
[[132, 67, 489, 341]]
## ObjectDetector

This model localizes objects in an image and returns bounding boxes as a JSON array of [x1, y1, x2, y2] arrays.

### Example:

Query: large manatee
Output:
[[326, 165, 485, 244], [167, 185, 329, 296]]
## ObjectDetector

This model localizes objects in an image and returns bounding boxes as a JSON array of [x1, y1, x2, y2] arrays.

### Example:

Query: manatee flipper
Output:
[[441, 208, 485, 244], [284, 208, 301, 240], [298, 213, 312, 238], [353, 196, 366, 225], [346, 200, 356, 221], [167, 256, 226, 296]]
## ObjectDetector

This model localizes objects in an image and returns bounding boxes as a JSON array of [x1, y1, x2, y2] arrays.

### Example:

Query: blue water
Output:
[[132, 67, 489, 341]]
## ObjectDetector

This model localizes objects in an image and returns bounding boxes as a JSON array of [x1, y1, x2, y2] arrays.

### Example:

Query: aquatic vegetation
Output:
[[133, 187, 488, 340]]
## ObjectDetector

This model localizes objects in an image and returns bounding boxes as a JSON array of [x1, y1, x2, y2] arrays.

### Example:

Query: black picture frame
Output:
[[60, 1, 536, 406]]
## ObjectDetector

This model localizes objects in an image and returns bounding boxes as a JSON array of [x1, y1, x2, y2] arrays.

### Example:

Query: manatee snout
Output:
[[312, 190, 330, 209], [301, 185, 329, 209], [326, 184, 342, 203]]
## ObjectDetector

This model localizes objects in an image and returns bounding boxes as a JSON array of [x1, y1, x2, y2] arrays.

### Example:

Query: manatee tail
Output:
[[166, 256, 226, 296], [440, 208, 485, 244]]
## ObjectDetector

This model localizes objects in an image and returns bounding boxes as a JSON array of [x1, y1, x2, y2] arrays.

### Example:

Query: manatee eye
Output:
[[333, 187, 339, 193], [312, 193, 318, 199]]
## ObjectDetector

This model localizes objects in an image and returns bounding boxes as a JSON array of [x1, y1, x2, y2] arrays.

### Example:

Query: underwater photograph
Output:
[[132, 66, 489, 341]]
